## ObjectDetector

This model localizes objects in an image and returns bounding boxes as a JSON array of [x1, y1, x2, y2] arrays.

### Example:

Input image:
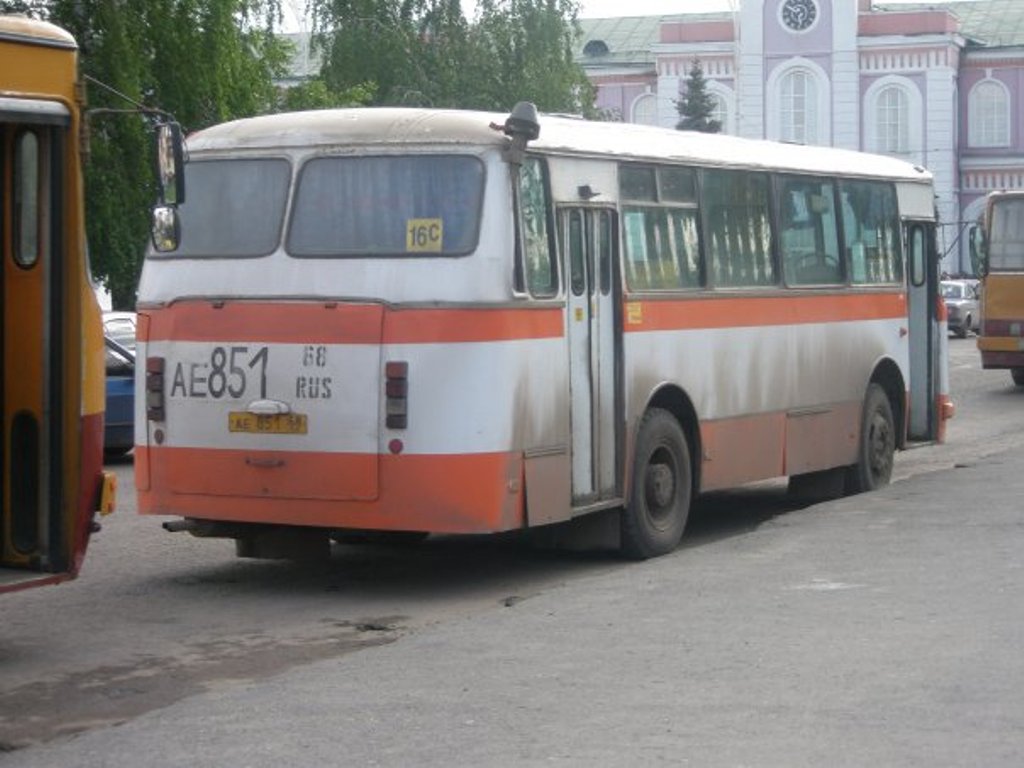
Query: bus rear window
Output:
[[287, 155, 485, 257], [162, 158, 290, 258]]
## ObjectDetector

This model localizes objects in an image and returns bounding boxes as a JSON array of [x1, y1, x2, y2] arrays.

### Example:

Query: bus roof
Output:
[[187, 107, 933, 183], [0, 15, 76, 48]]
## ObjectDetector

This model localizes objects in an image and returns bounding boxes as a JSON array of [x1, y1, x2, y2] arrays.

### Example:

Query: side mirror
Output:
[[151, 205, 180, 252], [154, 122, 185, 206], [969, 225, 989, 278]]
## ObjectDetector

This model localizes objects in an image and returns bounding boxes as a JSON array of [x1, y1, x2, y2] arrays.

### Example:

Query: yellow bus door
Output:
[[1, 115, 67, 579]]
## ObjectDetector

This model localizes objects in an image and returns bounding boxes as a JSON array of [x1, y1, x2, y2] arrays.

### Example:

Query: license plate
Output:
[[228, 412, 308, 435]]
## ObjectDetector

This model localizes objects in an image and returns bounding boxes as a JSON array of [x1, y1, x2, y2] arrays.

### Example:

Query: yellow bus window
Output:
[[13, 131, 41, 268]]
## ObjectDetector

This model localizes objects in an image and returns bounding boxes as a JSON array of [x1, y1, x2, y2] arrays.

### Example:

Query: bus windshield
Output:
[[988, 198, 1024, 271], [287, 154, 485, 257]]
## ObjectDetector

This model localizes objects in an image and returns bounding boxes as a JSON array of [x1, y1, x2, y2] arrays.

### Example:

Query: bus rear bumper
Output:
[[979, 349, 1024, 369], [136, 446, 526, 535]]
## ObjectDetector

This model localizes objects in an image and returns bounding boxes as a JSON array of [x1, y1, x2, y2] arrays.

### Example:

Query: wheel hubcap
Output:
[[644, 448, 677, 525], [868, 413, 893, 479]]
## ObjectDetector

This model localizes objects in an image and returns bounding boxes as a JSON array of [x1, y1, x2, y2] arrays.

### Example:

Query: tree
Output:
[[676, 59, 721, 133], [309, 0, 594, 114], [278, 79, 376, 111], [1, 0, 292, 308], [471, 0, 594, 114]]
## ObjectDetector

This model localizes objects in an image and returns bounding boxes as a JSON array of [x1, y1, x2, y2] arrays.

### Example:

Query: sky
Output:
[[576, 1, 735, 16]]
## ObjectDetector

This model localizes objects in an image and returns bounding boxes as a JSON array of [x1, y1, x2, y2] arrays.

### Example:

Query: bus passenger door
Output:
[[1, 122, 65, 575], [562, 207, 619, 503], [906, 220, 939, 441]]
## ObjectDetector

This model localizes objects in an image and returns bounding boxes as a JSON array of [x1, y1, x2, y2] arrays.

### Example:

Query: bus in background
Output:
[[0, 15, 116, 594], [971, 190, 1024, 386], [139, 104, 951, 561]]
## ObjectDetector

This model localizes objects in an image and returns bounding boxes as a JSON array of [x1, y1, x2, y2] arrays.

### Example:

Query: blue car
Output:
[[104, 313, 136, 457]]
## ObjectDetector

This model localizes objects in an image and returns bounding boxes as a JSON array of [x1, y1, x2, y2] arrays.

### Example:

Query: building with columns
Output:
[[578, 0, 1024, 274]]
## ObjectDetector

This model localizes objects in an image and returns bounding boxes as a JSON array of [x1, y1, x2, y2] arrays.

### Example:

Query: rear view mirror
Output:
[[151, 205, 180, 252], [969, 225, 988, 278], [155, 122, 185, 206]]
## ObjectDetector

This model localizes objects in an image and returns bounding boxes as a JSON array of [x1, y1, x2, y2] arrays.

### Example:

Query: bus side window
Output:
[[619, 164, 700, 291], [703, 169, 775, 288], [840, 180, 903, 285], [516, 156, 557, 297], [778, 176, 842, 286], [13, 130, 42, 268]]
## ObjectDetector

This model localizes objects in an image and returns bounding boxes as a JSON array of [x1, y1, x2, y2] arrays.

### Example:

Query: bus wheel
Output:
[[621, 408, 691, 560], [845, 383, 895, 494], [1012, 369, 1024, 387]]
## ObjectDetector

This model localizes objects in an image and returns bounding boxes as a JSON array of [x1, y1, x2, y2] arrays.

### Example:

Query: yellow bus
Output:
[[972, 190, 1024, 386], [0, 15, 115, 593]]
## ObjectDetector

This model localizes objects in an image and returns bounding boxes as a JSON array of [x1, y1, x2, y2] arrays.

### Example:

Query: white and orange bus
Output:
[[971, 190, 1024, 386], [1, 15, 116, 593], [138, 104, 951, 560]]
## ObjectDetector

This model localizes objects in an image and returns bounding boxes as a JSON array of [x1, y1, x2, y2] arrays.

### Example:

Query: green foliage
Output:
[[36, 0, 290, 308], [0, 0, 596, 307], [277, 78, 376, 111], [309, 0, 594, 114], [676, 59, 721, 133]]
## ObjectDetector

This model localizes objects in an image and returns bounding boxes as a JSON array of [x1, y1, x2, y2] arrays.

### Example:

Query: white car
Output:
[[103, 311, 137, 352], [941, 280, 980, 338]]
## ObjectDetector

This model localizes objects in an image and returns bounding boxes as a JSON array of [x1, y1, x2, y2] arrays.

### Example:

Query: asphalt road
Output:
[[2, 336, 1023, 765]]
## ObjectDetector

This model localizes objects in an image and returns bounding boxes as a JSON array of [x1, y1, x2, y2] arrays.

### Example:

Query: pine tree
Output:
[[676, 59, 721, 133]]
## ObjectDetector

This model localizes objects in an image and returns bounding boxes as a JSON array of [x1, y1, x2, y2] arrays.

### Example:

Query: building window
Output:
[[632, 93, 658, 126], [969, 80, 1010, 147], [876, 86, 909, 155], [780, 69, 816, 144], [709, 93, 727, 133]]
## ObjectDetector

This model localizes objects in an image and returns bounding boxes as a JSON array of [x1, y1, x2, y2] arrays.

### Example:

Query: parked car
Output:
[[941, 279, 980, 338], [103, 312, 136, 457], [103, 310, 137, 352]]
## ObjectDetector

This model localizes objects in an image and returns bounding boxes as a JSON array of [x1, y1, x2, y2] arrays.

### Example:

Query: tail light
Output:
[[385, 360, 408, 430], [146, 356, 166, 421]]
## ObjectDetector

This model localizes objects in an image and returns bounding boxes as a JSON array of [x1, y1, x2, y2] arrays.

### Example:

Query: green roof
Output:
[[875, 1, 1024, 47], [577, 1, 1024, 63], [577, 15, 665, 66]]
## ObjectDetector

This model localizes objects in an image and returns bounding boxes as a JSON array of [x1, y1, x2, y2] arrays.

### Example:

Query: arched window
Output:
[[864, 75, 923, 162], [632, 93, 658, 126], [709, 93, 727, 132], [780, 69, 817, 144], [876, 85, 909, 155], [969, 80, 1010, 147]]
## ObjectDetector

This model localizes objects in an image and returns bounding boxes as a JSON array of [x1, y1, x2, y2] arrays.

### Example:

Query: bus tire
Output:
[[845, 383, 895, 494], [1012, 368, 1024, 387], [621, 408, 691, 560]]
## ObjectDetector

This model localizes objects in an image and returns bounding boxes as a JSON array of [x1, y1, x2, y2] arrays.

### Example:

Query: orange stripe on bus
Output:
[[143, 302, 564, 344], [384, 307, 564, 343], [145, 302, 385, 344], [624, 291, 906, 332], [137, 446, 525, 533]]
